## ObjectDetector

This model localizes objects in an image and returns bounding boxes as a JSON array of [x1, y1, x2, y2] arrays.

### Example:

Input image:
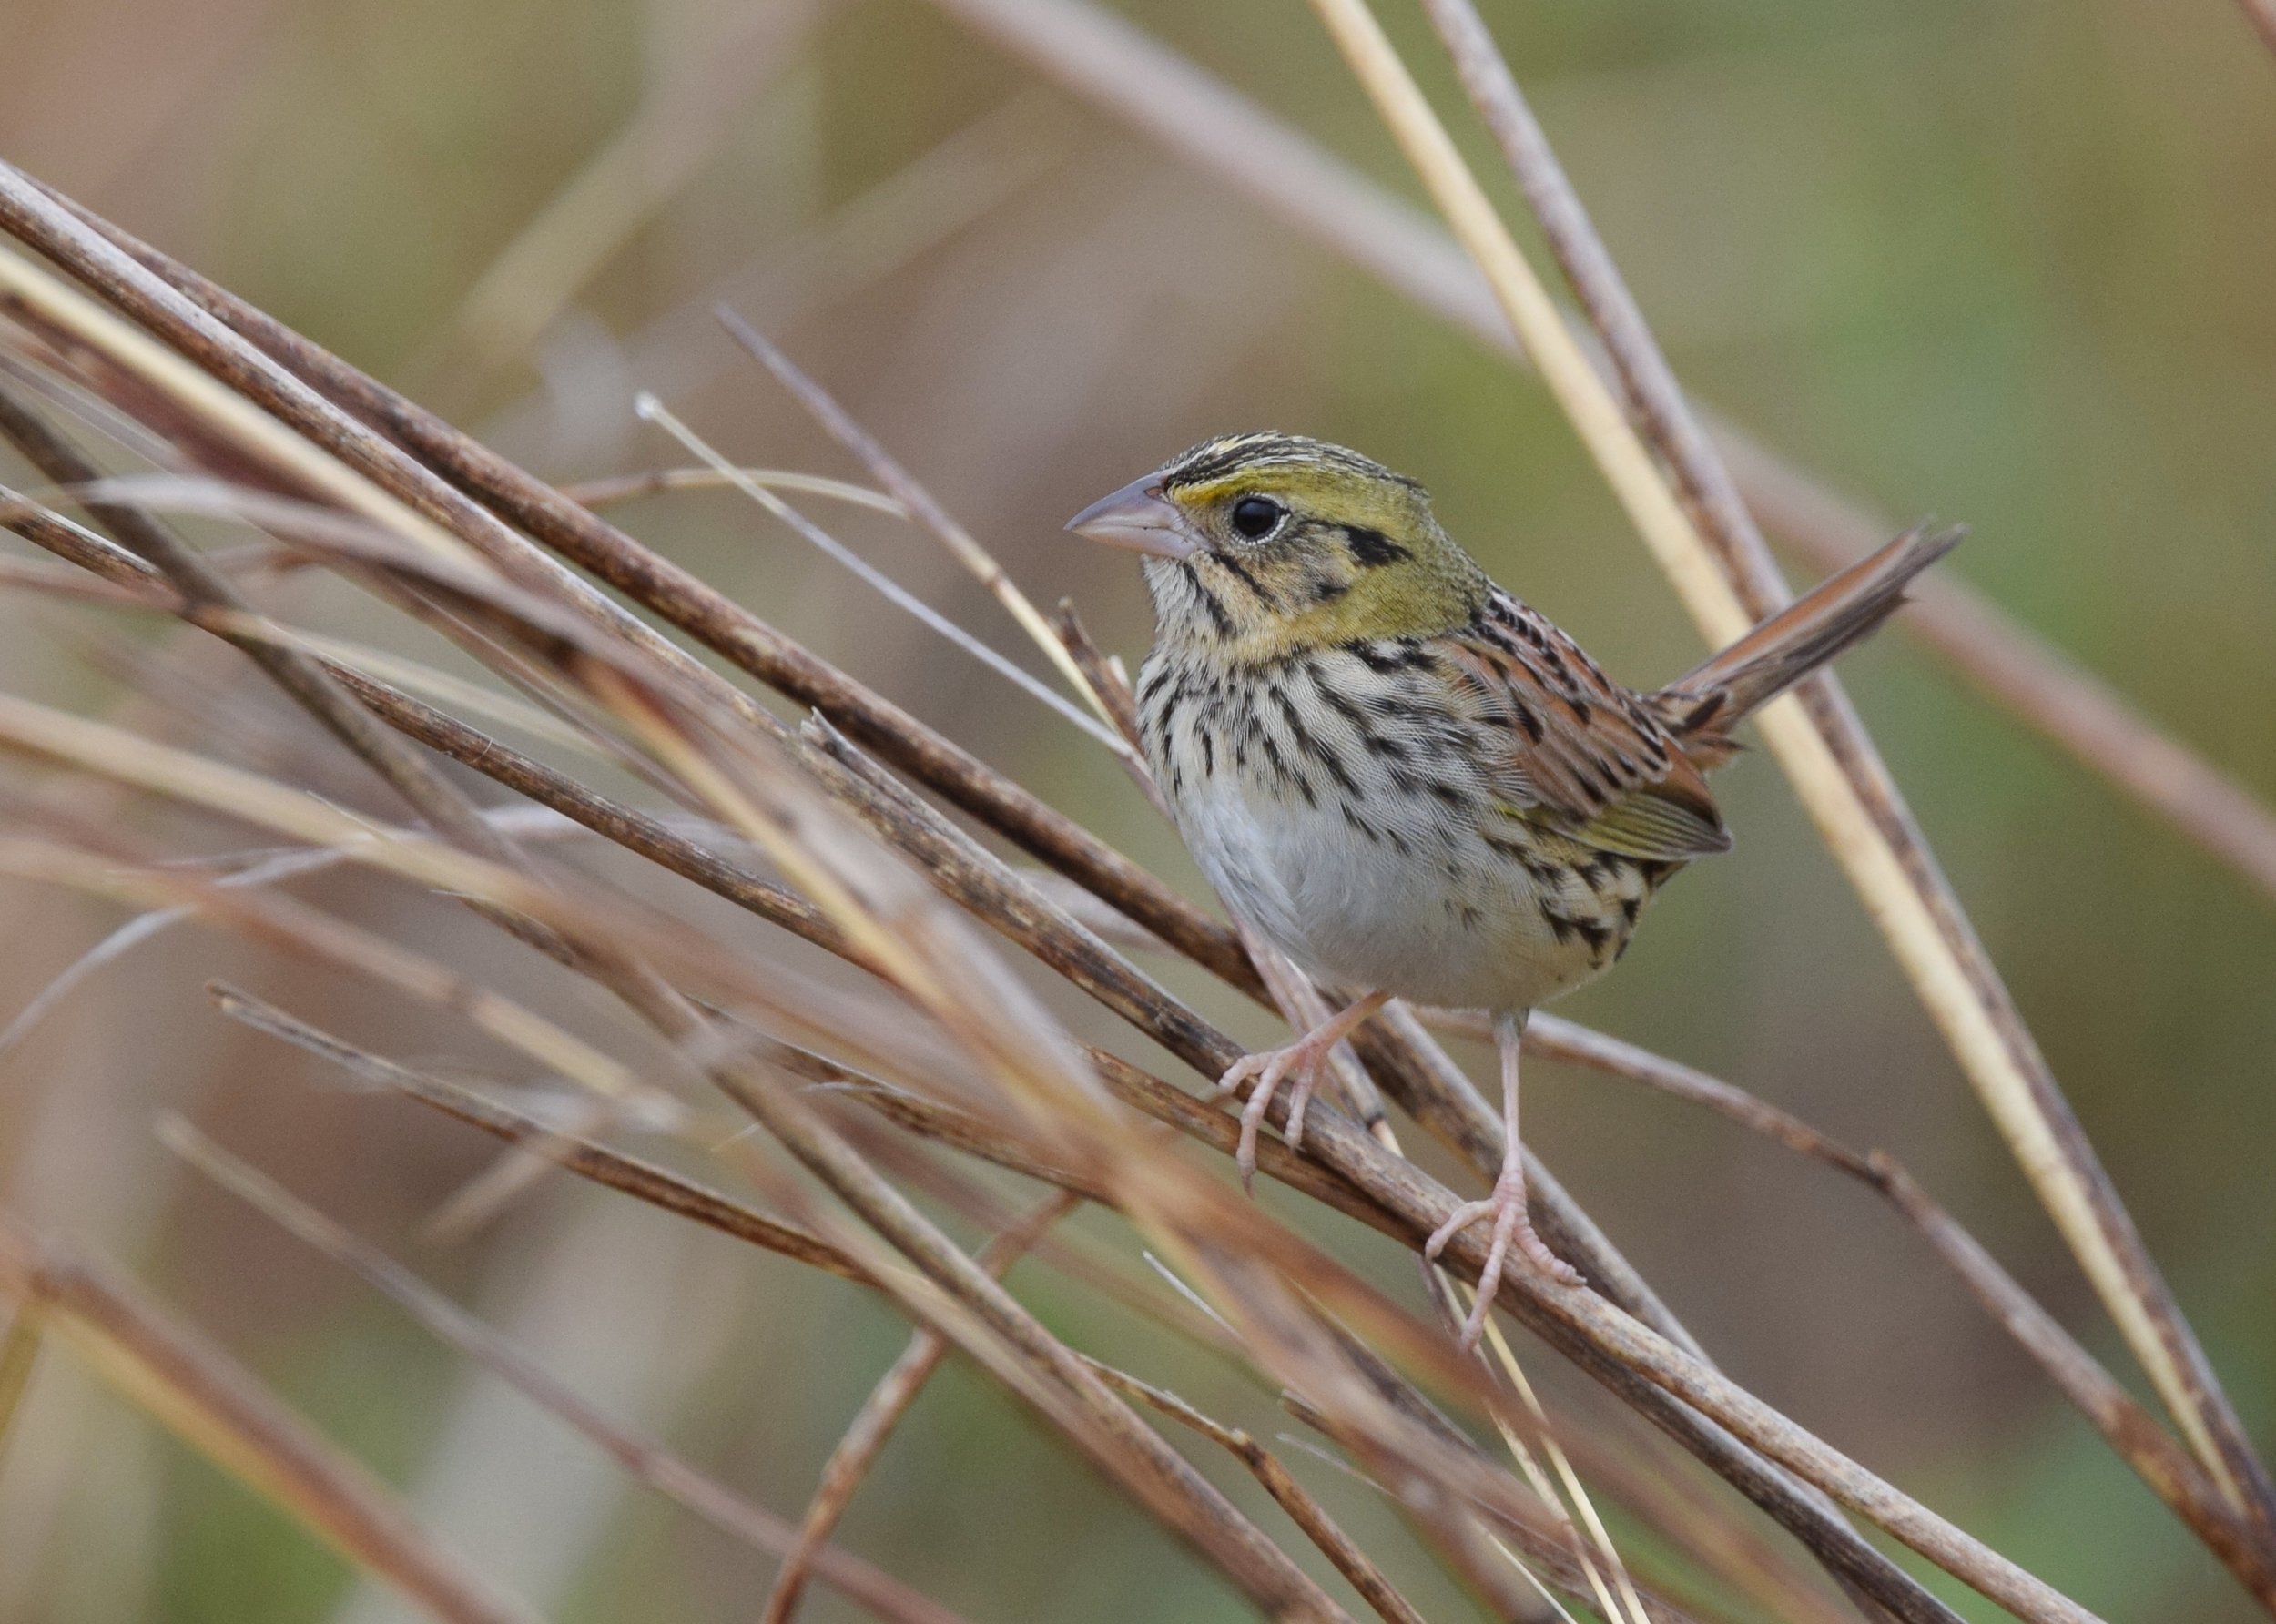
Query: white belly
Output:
[[1171, 766, 1601, 1013]]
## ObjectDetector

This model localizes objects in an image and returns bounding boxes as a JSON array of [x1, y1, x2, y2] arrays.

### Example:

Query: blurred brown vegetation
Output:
[[3, 0, 2274, 1619]]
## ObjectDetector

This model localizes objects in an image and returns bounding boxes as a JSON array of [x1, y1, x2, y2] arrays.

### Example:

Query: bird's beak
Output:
[[1064, 475, 1194, 560]]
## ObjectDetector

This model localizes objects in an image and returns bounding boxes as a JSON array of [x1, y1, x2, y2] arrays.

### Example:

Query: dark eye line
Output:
[[1343, 524, 1411, 567]]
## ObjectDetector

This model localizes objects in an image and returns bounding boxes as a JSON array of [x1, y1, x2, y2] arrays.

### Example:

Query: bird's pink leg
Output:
[[1217, 990, 1392, 1187], [1424, 1010, 1583, 1348]]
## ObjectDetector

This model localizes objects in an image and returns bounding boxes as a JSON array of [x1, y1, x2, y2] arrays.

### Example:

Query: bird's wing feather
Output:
[[1438, 590, 1731, 861]]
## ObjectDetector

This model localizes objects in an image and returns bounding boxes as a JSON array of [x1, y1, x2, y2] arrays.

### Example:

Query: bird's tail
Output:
[[1651, 523, 1964, 756]]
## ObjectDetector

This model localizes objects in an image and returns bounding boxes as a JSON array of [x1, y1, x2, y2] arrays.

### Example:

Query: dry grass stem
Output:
[[3, 108, 2231, 1615], [633, 388, 1129, 752], [0, 1221, 540, 1624], [758, 1191, 1080, 1624], [908, 0, 2276, 919], [1313, 0, 2271, 1548], [157, 1114, 972, 1624], [715, 311, 1137, 746]]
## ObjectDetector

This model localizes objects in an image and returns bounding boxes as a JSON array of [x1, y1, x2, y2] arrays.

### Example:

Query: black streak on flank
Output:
[[1344, 525, 1412, 568]]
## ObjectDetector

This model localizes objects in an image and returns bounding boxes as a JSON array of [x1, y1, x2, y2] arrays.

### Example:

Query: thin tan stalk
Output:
[[0, 1220, 539, 1624], [0, 383, 530, 876], [208, 985, 875, 1284], [1495, 1011, 2276, 1611], [905, 0, 2276, 918], [1315, 0, 2271, 1544], [563, 466, 904, 516], [632, 391, 1128, 753], [0, 238, 474, 569], [1081, 1360, 1433, 1624], [759, 1192, 1079, 1624], [0, 1304, 45, 1464], [2234, 0, 2276, 58], [716, 311, 1135, 746], [157, 1116, 971, 1624]]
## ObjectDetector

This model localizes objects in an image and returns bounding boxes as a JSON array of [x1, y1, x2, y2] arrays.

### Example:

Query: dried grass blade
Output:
[[563, 466, 905, 517], [0, 1304, 44, 1466], [759, 1191, 1079, 1624], [0, 231, 474, 571], [633, 391, 1127, 752], [0, 1218, 538, 1624], [1081, 1358, 1431, 1624], [208, 985, 873, 1284], [1314, 0, 2270, 1549], [715, 310, 1135, 747], [157, 1115, 971, 1624]]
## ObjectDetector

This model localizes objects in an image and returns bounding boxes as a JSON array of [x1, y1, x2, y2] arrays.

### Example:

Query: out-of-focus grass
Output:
[[3, 0, 2274, 1619]]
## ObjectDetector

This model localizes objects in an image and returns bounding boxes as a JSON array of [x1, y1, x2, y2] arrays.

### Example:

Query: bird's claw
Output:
[[1214, 1036, 1333, 1193], [1424, 1175, 1584, 1349]]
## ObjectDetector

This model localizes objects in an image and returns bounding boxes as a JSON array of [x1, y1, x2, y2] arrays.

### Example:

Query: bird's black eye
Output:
[[1230, 496, 1284, 540]]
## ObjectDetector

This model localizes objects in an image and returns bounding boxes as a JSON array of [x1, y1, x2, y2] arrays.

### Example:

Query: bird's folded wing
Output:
[[1439, 596, 1732, 862]]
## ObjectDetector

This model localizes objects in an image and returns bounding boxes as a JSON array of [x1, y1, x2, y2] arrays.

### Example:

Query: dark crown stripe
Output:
[[1160, 431, 1425, 493]]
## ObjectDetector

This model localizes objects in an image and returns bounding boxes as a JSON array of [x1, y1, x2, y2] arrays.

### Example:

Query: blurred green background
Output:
[[3, 0, 2274, 1619]]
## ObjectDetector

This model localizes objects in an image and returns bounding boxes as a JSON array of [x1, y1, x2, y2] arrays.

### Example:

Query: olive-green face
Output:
[[1095, 432, 1490, 655]]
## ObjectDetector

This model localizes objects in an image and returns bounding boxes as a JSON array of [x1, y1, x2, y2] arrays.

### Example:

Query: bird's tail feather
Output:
[[1654, 522, 1964, 750]]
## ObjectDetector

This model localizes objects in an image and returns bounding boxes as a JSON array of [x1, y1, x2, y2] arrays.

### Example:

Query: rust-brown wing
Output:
[[1439, 591, 1732, 860]]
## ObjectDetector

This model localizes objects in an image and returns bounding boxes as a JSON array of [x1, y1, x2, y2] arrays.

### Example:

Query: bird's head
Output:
[[1066, 432, 1489, 655]]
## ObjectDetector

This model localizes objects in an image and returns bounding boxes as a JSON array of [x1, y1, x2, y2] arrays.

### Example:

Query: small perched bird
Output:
[[1070, 432, 1959, 1345]]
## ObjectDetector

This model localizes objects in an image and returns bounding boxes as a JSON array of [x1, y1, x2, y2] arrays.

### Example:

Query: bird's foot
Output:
[[1424, 1170, 1584, 1349], [1214, 1030, 1343, 1190]]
